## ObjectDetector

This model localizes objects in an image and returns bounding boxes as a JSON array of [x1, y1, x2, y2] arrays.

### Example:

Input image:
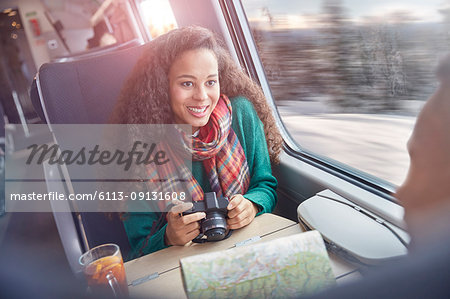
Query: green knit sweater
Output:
[[123, 96, 277, 260]]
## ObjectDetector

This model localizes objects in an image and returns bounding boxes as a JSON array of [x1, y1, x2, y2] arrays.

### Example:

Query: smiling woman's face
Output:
[[168, 48, 220, 132]]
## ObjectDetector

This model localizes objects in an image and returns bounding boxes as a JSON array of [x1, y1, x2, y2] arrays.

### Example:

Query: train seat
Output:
[[35, 42, 149, 274]]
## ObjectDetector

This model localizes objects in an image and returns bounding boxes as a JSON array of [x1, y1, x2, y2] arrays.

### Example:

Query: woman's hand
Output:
[[165, 202, 206, 246], [226, 194, 259, 230]]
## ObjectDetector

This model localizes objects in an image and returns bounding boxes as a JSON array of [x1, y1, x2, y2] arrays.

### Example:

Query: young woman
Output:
[[111, 26, 282, 259]]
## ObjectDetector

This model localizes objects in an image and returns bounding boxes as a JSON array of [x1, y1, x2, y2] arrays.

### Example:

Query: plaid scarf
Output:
[[148, 94, 250, 206]]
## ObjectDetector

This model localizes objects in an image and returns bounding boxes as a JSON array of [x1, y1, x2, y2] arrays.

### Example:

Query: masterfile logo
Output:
[[5, 124, 193, 213], [26, 141, 170, 171]]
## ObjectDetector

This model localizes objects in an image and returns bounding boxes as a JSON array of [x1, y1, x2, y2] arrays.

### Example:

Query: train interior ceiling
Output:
[[0, 0, 448, 296]]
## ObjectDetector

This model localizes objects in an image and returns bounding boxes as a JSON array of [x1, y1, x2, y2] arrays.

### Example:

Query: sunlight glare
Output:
[[140, 0, 177, 38]]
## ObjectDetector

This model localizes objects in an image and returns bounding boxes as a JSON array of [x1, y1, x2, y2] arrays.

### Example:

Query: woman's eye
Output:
[[181, 81, 193, 87], [206, 80, 217, 87]]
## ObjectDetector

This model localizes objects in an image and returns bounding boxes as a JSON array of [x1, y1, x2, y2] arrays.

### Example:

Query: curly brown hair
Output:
[[110, 26, 282, 163]]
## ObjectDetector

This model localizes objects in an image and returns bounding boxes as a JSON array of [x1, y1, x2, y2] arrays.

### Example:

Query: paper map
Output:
[[180, 230, 336, 298]]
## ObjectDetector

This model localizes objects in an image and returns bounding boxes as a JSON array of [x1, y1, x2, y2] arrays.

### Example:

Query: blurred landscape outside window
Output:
[[242, 0, 450, 186]]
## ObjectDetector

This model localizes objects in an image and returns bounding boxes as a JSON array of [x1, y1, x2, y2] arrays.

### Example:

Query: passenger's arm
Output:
[[232, 97, 278, 215], [122, 212, 169, 260], [243, 121, 278, 215]]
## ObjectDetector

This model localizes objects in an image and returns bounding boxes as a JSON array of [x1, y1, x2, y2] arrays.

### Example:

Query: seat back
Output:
[[36, 43, 148, 268], [36, 43, 146, 125], [52, 39, 143, 63], [43, 161, 84, 277], [30, 79, 46, 123]]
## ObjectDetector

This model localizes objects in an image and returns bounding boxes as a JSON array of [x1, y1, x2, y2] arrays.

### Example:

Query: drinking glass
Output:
[[79, 243, 129, 298]]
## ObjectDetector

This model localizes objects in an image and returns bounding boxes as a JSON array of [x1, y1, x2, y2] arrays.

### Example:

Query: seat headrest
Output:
[[36, 44, 147, 124]]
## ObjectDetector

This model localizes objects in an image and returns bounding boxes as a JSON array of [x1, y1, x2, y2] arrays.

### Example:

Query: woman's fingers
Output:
[[180, 212, 206, 225], [227, 194, 243, 209], [165, 211, 205, 246], [226, 195, 258, 229], [227, 194, 244, 218], [185, 229, 202, 242], [168, 211, 205, 228], [171, 220, 201, 244], [227, 215, 252, 229], [170, 201, 193, 214]]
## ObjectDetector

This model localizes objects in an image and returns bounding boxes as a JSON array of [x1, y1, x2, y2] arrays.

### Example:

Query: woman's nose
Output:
[[193, 85, 208, 101]]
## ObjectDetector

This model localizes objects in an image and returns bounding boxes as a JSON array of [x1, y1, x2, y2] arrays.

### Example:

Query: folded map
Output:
[[180, 230, 336, 298]]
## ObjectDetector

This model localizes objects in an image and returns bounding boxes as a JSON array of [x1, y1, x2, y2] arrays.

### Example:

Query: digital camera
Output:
[[183, 192, 229, 242]]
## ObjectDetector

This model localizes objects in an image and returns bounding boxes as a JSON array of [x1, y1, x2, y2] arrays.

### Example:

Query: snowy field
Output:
[[277, 101, 423, 186]]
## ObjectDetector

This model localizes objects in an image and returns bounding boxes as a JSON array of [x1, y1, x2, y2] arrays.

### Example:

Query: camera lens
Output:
[[201, 211, 227, 241]]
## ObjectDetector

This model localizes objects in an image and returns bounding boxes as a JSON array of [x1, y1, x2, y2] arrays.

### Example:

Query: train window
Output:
[[34, 0, 144, 57], [240, 0, 448, 188], [136, 0, 178, 38]]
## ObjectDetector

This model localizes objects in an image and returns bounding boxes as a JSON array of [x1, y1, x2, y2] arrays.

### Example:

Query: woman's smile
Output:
[[186, 105, 210, 117]]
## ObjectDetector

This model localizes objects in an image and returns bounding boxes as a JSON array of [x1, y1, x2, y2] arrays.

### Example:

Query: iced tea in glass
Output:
[[79, 243, 128, 298]]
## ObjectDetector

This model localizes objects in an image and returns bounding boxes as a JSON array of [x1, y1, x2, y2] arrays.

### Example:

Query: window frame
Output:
[[219, 0, 400, 202], [129, 0, 153, 42]]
